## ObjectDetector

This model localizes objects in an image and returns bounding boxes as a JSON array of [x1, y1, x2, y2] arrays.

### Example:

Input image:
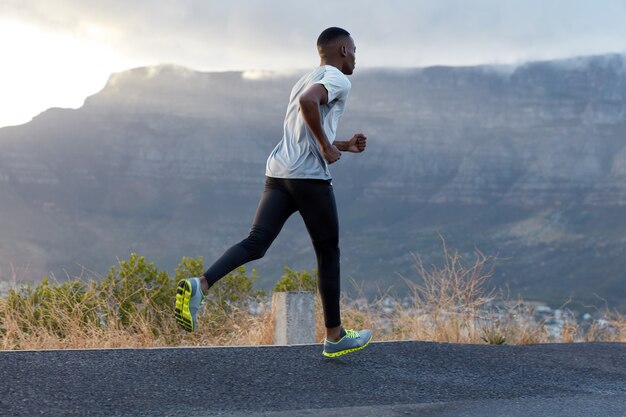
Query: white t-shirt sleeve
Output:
[[315, 67, 351, 103]]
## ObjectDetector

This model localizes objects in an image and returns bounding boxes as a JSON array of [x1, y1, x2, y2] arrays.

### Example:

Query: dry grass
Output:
[[0, 285, 274, 350], [333, 243, 626, 345], [1, 247, 625, 350]]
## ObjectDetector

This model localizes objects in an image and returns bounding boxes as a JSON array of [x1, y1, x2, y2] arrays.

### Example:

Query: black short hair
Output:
[[317, 27, 351, 48]]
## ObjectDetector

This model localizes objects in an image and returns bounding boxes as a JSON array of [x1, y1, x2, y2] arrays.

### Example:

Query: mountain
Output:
[[1, 55, 626, 309]]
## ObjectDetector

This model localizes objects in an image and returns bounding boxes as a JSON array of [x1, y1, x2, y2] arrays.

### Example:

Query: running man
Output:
[[175, 27, 371, 357]]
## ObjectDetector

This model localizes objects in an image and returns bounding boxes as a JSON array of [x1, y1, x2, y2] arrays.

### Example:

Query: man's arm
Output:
[[298, 84, 341, 164]]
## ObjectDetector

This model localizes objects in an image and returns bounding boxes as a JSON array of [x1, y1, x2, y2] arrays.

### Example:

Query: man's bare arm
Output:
[[298, 84, 341, 164]]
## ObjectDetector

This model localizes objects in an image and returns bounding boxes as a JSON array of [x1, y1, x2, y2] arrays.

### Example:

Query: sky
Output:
[[1, 0, 626, 128]]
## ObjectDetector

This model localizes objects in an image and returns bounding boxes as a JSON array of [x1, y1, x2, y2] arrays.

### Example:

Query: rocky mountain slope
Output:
[[1, 55, 626, 308]]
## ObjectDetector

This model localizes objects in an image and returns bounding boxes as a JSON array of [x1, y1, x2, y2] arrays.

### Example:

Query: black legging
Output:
[[203, 176, 341, 328]]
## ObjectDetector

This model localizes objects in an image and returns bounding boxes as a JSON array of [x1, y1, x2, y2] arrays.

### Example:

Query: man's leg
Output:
[[287, 180, 342, 336], [201, 177, 296, 290], [312, 236, 342, 337], [288, 178, 372, 357], [176, 177, 295, 331]]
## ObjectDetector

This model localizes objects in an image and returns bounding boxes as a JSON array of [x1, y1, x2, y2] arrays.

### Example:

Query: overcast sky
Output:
[[1, 0, 626, 127]]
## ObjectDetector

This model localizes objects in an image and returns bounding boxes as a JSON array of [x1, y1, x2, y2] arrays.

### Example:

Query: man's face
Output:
[[341, 36, 356, 75]]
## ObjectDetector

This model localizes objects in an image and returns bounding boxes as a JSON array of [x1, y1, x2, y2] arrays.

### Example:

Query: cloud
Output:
[[2, 0, 626, 127], [4, 0, 626, 70]]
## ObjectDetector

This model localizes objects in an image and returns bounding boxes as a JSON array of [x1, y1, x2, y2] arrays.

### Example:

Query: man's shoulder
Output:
[[317, 66, 351, 96], [301, 65, 348, 81], [323, 65, 350, 81]]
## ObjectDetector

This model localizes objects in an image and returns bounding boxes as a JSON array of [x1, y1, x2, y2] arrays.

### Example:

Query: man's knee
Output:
[[241, 226, 275, 260], [246, 244, 268, 261], [312, 236, 340, 257]]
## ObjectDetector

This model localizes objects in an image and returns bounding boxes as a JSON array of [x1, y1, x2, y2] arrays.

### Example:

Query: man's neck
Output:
[[319, 59, 342, 72]]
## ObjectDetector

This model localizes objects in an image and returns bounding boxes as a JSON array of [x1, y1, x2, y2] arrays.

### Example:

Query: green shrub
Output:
[[100, 253, 175, 327], [5, 277, 98, 337], [273, 266, 318, 293], [205, 267, 265, 312], [174, 256, 205, 283]]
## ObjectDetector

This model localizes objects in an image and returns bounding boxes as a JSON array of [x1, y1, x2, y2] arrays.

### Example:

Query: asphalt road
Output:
[[1, 341, 625, 416]]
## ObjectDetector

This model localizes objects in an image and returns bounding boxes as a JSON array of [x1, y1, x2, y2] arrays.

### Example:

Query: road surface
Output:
[[1, 341, 625, 416]]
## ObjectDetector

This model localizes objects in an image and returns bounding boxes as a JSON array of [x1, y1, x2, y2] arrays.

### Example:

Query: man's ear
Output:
[[340, 45, 347, 56]]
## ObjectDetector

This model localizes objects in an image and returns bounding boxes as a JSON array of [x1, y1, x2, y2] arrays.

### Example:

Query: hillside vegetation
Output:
[[2, 247, 624, 350]]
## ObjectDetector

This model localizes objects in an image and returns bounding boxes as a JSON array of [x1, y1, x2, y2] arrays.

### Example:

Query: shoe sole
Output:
[[174, 280, 194, 332], [322, 334, 372, 358]]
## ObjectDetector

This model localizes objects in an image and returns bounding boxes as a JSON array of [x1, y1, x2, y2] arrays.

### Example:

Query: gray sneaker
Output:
[[323, 329, 372, 358], [175, 277, 205, 332]]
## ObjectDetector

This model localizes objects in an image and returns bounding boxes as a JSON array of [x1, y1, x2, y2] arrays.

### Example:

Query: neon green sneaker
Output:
[[322, 329, 372, 358], [175, 277, 205, 332]]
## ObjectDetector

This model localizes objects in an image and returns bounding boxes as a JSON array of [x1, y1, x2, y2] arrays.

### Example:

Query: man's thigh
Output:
[[289, 179, 339, 242], [252, 178, 298, 235]]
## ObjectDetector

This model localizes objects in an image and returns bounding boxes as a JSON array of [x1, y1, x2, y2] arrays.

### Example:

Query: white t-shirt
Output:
[[265, 65, 351, 180]]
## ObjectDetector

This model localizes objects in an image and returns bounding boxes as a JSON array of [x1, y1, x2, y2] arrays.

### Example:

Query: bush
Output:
[[100, 253, 175, 328], [4, 277, 99, 338], [273, 266, 318, 293], [0, 253, 268, 348], [3, 245, 626, 350], [190, 266, 265, 339]]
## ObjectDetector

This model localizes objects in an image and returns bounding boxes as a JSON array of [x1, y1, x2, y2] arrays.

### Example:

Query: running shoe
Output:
[[322, 328, 372, 358], [175, 277, 205, 332]]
